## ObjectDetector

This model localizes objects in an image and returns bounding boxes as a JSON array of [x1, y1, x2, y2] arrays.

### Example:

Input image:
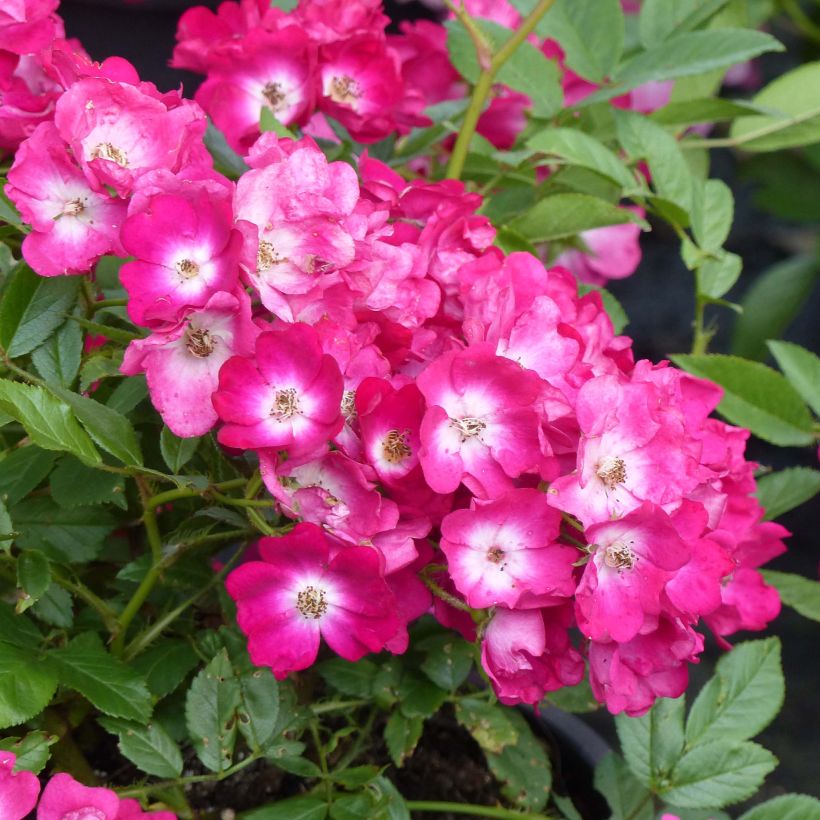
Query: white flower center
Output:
[[272, 388, 300, 420], [175, 258, 200, 279], [257, 239, 287, 272], [597, 455, 627, 490], [297, 585, 328, 619], [449, 416, 486, 442], [603, 541, 636, 570]]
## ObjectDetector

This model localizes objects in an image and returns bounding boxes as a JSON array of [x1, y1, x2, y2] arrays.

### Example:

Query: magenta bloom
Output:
[[226, 523, 401, 678], [6, 122, 125, 277], [214, 323, 344, 455], [417, 344, 544, 497], [440, 489, 577, 609], [0, 0, 61, 55], [0, 751, 40, 820], [120, 178, 241, 327], [121, 290, 258, 437]]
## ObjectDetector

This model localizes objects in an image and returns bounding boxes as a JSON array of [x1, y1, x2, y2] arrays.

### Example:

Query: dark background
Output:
[[59, 0, 820, 810]]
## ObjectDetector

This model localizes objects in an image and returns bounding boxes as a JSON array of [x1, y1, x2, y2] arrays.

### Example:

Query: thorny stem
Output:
[[420, 571, 474, 614], [445, 0, 558, 180], [407, 802, 551, 819], [50, 566, 120, 634]]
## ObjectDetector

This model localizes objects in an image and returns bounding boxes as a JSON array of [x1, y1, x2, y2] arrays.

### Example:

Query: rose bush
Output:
[[0, 0, 818, 817]]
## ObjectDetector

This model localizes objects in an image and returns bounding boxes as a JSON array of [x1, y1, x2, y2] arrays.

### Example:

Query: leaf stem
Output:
[[445, 0, 558, 180], [406, 801, 551, 820]]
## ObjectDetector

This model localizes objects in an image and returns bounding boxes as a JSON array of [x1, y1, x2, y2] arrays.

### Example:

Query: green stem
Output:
[[691, 294, 713, 354], [445, 0, 558, 180], [407, 802, 550, 820], [310, 720, 332, 801], [50, 567, 120, 634], [335, 706, 378, 772], [116, 753, 261, 798], [90, 298, 128, 313], [625, 791, 655, 820], [420, 572, 475, 614], [311, 699, 370, 715], [681, 103, 820, 150], [210, 491, 274, 508]]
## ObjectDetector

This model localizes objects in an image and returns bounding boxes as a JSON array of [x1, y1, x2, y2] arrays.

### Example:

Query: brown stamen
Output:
[[262, 81, 286, 111], [272, 387, 300, 420], [450, 416, 486, 442], [597, 455, 627, 490], [185, 326, 215, 358], [257, 240, 287, 272], [329, 75, 361, 105], [382, 429, 412, 464], [175, 259, 199, 279], [91, 142, 128, 167], [603, 541, 636, 570], [296, 585, 328, 619]]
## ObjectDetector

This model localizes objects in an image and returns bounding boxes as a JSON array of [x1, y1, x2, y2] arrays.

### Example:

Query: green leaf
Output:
[[333, 765, 380, 789], [0, 189, 25, 231], [0, 731, 57, 774], [275, 755, 323, 777], [384, 712, 424, 767], [418, 634, 474, 691], [756, 468, 820, 521], [445, 20, 562, 117], [729, 61, 820, 151], [50, 387, 143, 467], [697, 250, 743, 300], [0, 642, 58, 729], [79, 351, 124, 393], [0, 603, 43, 649], [50, 457, 127, 509], [160, 427, 201, 473], [0, 381, 100, 464], [106, 375, 147, 415], [11, 497, 115, 563], [330, 794, 376, 820], [594, 753, 653, 820], [237, 667, 280, 751], [767, 341, 820, 417], [369, 776, 412, 820], [455, 698, 519, 754], [527, 128, 636, 189], [544, 677, 599, 713], [485, 709, 551, 812], [662, 740, 777, 808], [0, 446, 56, 506], [585, 30, 783, 104], [510, 193, 636, 243], [639, 0, 727, 45], [651, 98, 767, 128], [615, 110, 693, 213], [16, 549, 50, 612], [204, 122, 249, 179], [0, 497, 11, 547], [732, 255, 819, 361], [242, 796, 328, 820], [50, 633, 153, 722], [396, 671, 447, 719], [615, 695, 686, 787], [185, 649, 241, 772], [739, 793, 820, 819], [130, 639, 200, 699], [32, 318, 83, 389], [30, 584, 73, 629], [692, 179, 734, 252], [99, 717, 183, 779], [669, 354, 815, 446], [0, 266, 80, 357], [761, 571, 820, 622], [259, 107, 295, 138], [686, 638, 783, 747], [538, 0, 624, 83], [318, 658, 377, 698]]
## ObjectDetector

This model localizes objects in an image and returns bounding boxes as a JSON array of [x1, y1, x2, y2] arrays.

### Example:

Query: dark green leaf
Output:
[[50, 457, 127, 509], [79, 351, 124, 393], [732, 255, 818, 361], [639, 0, 729, 45], [545, 677, 599, 713], [275, 755, 323, 777], [16, 549, 50, 612], [767, 341, 820, 417], [739, 793, 820, 819], [0, 497, 11, 547], [0, 603, 43, 649], [330, 794, 375, 820], [418, 634, 474, 691], [729, 61, 820, 151], [396, 671, 447, 719], [30, 584, 73, 629], [0, 447, 56, 507], [99, 716, 183, 778], [237, 667, 279, 751], [510, 193, 637, 242], [204, 122, 249, 179], [686, 638, 783, 747], [242, 796, 327, 820], [11, 497, 115, 563], [50, 387, 143, 467], [761, 571, 820, 622], [369, 776, 412, 820], [756, 468, 820, 521], [50, 633, 153, 722], [384, 712, 423, 767], [0, 266, 80, 357], [160, 427, 201, 473], [333, 765, 380, 789], [0, 381, 100, 464], [0, 642, 58, 729], [692, 179, 734, 252], [594, 752, 653, 820], [670, 354, 815, 446], [616, 695, 685, 787], [106, 375, 147, 415], [185, 649, 240, 772], [318, 658, 377, 698], [662, 740, 776, 808], [651, 98, 768, 128], [32, 318, 83, 389], [0, 731, 57, 774], [131, 639, 200, 699]]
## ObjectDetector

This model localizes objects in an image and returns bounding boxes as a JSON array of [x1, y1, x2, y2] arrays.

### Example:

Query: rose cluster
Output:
[[2, 0, 787, 720], [0, 752, 173, 820]]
